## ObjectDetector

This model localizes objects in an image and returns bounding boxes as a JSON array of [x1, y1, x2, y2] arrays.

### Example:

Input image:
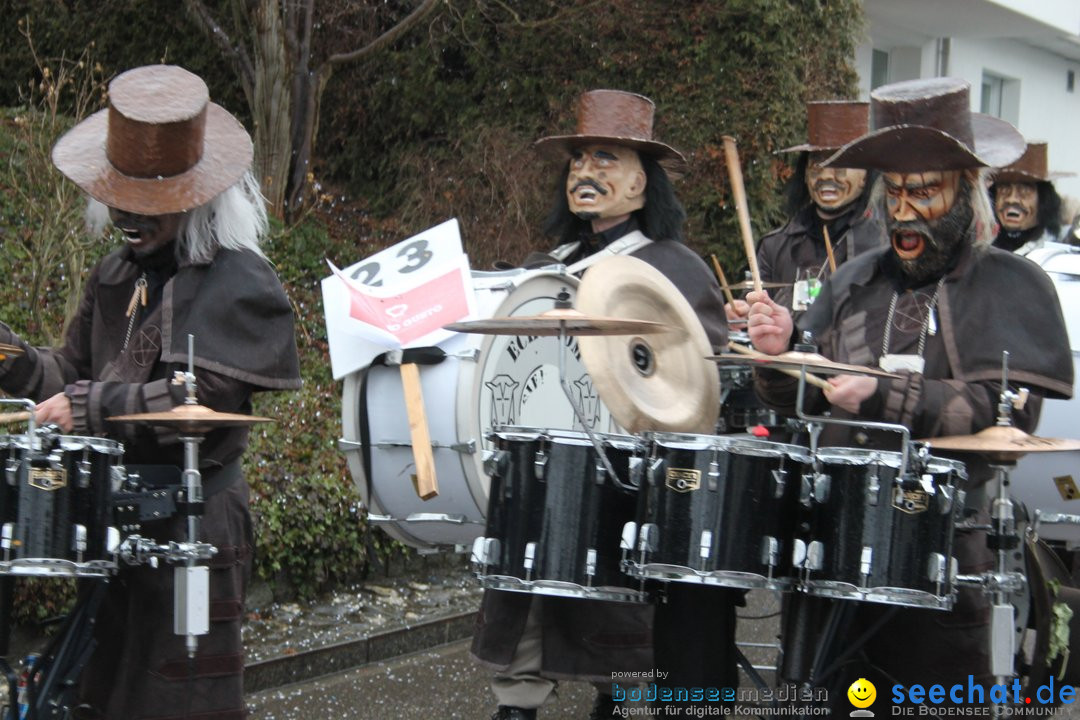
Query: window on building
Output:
[[871, 49, 890, 90], [980, 71, 1020, 125]]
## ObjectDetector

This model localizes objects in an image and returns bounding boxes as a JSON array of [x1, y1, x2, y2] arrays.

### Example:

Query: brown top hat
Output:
[[52, 65, 254, 216], [993, 141, 1076, 183], [823, 77, 1025, 172], [534, 89, 687, 175], [779, 100, 869, 153]]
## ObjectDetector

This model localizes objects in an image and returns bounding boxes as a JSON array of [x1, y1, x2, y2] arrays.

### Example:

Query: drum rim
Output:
[[645, 431, 812, 461]]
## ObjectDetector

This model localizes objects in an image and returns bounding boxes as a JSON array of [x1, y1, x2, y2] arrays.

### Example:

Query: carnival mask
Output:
[[994, 181, 1039, 232], [807, 151, 866, 217], [566, 144, 647, 223], [109, 208, 182, 257], [883, 170, 971, 283]]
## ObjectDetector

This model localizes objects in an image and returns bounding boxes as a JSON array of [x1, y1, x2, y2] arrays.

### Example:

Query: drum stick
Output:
[[822, 226, 837, 273], [710, 254, 738, 307], [399, 364, 439, 500], [721, 135, 762, 294], [0, 412, 30, 425], [726, 341, 832, 391]]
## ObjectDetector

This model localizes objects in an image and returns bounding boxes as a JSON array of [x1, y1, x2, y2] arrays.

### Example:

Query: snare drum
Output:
[[798, 447, 966, 610], [622, 433, 810, 590], [340, 269, 616, 550], [0, 430, 123, 576], [471, 427, 646, 603]]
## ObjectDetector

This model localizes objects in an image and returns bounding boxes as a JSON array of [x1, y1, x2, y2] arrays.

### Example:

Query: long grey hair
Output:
[[86, 171, 269, 264]]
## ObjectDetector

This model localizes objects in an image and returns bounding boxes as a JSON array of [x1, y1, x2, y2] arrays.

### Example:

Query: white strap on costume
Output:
[[564, 231, 653, 275]]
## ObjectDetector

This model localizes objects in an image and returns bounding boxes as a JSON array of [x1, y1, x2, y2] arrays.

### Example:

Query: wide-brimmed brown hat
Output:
[[993, 142, 1076, 184], [779, 100, 869, 154], [534, 89, 687, 175], [52, 64, 253, 215], [823, 77, 1025, 172]]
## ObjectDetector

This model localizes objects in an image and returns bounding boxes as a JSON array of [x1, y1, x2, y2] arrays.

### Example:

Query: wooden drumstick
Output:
[[399, 364, 438, 500], [721, 135, 762, 294], [710, 254, 738, 307], [726, 341, 832, 391], [0, 411, 31, 425], [822, 225, 837, 273]]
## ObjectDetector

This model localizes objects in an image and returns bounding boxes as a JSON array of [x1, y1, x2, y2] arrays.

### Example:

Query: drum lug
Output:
[[5, 459, 17, 485], [813, 473, 830, 504], [107, 527, 121, 555], [593, 459, 606, 485], [585, 549, 597, 585], [927, 552, 947, 586], [648, 458, 664, 487], [620, 522, 638, 551], [760, 535, 780, 568], [860, 546, 873, 585], [77, 459, 92, 488], [794, 540, 823, 572], [628, 457, 644, 488], [638, 523, 659, 554], [938, 484, 954, 514], [484, 450, 509, 479], [866, 471, 880, 507], [533, 451, 548, 481], [73, 524, 87, 563], [524, 542, 537, 580], [699, 530, 713, 563], [470, 536, 500, 568], [708, 454, 720, 492], [771, 469, 786, 500], [1, 523, 12, 558], [800, 474, 813, 507]]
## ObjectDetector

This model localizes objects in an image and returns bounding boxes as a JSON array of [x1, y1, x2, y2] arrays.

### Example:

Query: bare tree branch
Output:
[[183, 0, 256, 100], [325, 0, 442, 67]]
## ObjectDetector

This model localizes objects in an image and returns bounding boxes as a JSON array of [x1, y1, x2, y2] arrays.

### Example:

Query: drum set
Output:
[[339, 252, 1080, 700], [0, 337, 272, 719]]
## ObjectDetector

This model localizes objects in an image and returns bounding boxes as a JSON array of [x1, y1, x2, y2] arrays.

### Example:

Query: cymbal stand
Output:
[[552, 291, 622, 486]]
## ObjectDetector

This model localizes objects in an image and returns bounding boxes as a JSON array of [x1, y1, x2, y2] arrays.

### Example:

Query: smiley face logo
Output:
[[848, 677, 876, 709]]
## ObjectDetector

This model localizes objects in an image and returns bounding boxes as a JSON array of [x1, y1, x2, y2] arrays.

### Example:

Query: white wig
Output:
[[85, 170, 269, 264]]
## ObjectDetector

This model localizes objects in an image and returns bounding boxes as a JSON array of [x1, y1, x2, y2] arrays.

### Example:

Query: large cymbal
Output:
[[109, 404, 274, 433], [921, 425, 1080, 462], [444, 307, 674, 336], [577, 255, 719, 434], [706, 350, 901, 379]]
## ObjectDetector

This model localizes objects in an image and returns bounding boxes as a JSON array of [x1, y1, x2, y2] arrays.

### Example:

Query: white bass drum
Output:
[[1011, 243, 1080, 547], [340, 268, 615, 550]]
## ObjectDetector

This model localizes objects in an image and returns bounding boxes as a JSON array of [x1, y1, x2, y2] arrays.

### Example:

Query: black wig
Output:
[[542, 154, 687, 245]]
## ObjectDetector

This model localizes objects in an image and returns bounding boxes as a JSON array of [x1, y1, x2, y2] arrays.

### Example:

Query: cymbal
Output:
[[720, 280, 792, 292], [706, 350, 901, 379], [577, 255, 719, 434], [109, 404, 274, 432], [444, 307, 674, 336], [920, 425, 1080, 462]]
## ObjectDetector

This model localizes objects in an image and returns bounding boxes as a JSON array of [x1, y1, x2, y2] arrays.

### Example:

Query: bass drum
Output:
[[1010, 243, 1080, 548], [340, 268, 615, 550]]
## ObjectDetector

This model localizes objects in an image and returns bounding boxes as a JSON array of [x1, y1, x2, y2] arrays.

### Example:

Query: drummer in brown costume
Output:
[[729, 101, 885, 323], [990, 141, 1073, 255], [746, 78, 1072, 702], [0, 65, 301, 718], [470, 89, 730, 719]]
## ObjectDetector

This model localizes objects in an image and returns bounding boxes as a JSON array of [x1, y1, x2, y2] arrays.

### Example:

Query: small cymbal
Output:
[[109, 404, 274, 432], [706, 350, 900, 379], [719, 280, 792, 292], [921, 425, 1080, 461], [445, 307, 675, 336]]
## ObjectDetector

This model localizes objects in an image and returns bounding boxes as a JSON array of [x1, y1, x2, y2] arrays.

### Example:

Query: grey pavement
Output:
[[244, 589, 784, 719]]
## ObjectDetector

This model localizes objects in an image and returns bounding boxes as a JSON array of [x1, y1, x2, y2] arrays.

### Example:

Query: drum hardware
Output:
[[366, 512, 475, 525], [717, 279, 794, 292], [340, 438, 477, 453]]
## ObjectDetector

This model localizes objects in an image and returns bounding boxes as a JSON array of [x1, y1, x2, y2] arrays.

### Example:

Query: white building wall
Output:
[[855, 35, 1080, 200]]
